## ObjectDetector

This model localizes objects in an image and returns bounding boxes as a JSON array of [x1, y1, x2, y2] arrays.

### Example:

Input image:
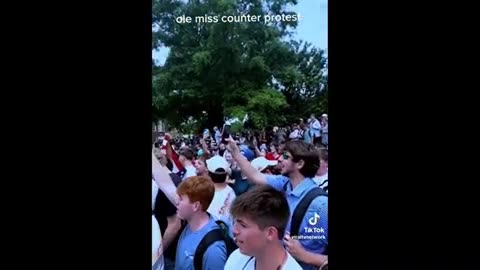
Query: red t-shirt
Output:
[[265, 152, 280, 161]]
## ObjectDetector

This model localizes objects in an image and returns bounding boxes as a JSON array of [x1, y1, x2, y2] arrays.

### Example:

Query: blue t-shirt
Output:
[[175, 215, 227, 270], [303, 128, 312, 143], [265, 175, 328, 270], [231, 169, 254, 196]]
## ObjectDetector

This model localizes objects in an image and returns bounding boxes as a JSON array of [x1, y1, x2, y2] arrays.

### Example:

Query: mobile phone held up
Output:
[[222, 125, 231, 144]]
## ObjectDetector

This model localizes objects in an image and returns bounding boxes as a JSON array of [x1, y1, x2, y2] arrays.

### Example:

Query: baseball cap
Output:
[[206, 155, 229, 173], [240, 147, 254, 161], [251, 157, 278, 172]]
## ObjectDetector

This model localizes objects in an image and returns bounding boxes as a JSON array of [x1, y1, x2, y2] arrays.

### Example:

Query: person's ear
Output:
[[296, 159, 305, 170], [195, 201, 203, 212], [265, 226, 279, 241]]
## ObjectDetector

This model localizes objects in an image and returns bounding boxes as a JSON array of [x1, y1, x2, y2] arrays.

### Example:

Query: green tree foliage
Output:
[[274, 40, 328, 123], [152, 0, 327, 133]]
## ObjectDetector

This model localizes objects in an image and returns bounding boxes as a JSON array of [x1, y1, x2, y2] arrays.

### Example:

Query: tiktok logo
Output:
[[309, 213, 320, 226]]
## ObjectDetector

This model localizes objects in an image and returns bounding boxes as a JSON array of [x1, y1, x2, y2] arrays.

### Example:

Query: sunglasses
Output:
[[282, 152, 291, 160]]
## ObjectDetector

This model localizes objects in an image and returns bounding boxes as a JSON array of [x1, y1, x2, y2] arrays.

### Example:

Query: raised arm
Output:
[[225, 136, 267, 185], [252, 139, 265, 157], [152, 151, 178, 206], [200, 138, 211, 157]]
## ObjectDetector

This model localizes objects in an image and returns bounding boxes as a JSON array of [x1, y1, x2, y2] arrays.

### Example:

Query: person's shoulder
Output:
[[310, 190, 328, 206], [265, 174, 290, 191], [266, 174, 289, 181], [185, 166, 197, 176], [205, 235, 227, 251], [226, 249, 249, 266], [225, 185, 236, 196], [202, 226, 228, 257], [207, 215, 222, 229], [284, 252, 303, 270]]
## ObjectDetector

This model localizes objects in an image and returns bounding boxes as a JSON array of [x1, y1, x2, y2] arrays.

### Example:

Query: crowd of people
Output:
[[152, 113, 328, 270]]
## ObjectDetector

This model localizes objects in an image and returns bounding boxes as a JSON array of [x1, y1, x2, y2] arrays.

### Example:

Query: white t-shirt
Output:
[[289, 129, 300, 139], [314, 172, 328, 192], [152, 215, 164, 270], [225, 249, 302, 270], [182, 165, 197, 180], [207, 185, 236, 230], [310, 119, 321, 137]]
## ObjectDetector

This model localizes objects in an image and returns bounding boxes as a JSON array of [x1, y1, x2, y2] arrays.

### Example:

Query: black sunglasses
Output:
[[282, 152, 291, 160]]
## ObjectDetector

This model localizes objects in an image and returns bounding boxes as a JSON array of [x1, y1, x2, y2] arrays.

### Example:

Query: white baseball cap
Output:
[[322, 113, 328, 118], [251, 157, 278, 172], [206, 155, 229, 173]]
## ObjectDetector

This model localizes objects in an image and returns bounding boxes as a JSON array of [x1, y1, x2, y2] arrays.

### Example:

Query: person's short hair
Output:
[[318, 148, 328, 163], [176, 176, 214, 211], [284, 140, 320, 177], [179, 148, 194, 161], [208, 169, 228, 183], [230, 185, 290, 240], [197, 155, 207, 162]]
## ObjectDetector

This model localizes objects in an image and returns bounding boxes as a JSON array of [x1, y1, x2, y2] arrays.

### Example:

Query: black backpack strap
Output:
[[290, 187, 327, 236], [319, 179, 328, 187], [215, 220, 228, 235], [319, 179, 328, 192], [193, 229, 224, 270]]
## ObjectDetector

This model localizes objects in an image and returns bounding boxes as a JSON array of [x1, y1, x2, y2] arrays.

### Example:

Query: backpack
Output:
[[283, 182, 328, 255], [193, 220, 237, 270], [318, 179, 328, 193]]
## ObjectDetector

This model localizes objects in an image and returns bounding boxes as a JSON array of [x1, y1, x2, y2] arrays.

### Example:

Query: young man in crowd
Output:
[[178, 148, 197, 180], [289, 124, 301, 140], [152, 151, 183, 270], [320, 114, 328, 147], [225, 185, 302, 270], [214, 126, 222, 145], [313, 148, 328, 192], [301, 123, 312, 144], [193, 156, 209, 178], [228, 150, 258, 196], [226, 137, 328, 270], [308, 114, 322, 145], [218, 143, 227, 157], [205, 155, 236, 234], [175, 176, 228, 270]]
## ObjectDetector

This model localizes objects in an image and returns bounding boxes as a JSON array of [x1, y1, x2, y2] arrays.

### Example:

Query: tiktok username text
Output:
[[290, 227, 326, 240], [291, 235, 326, 240]]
